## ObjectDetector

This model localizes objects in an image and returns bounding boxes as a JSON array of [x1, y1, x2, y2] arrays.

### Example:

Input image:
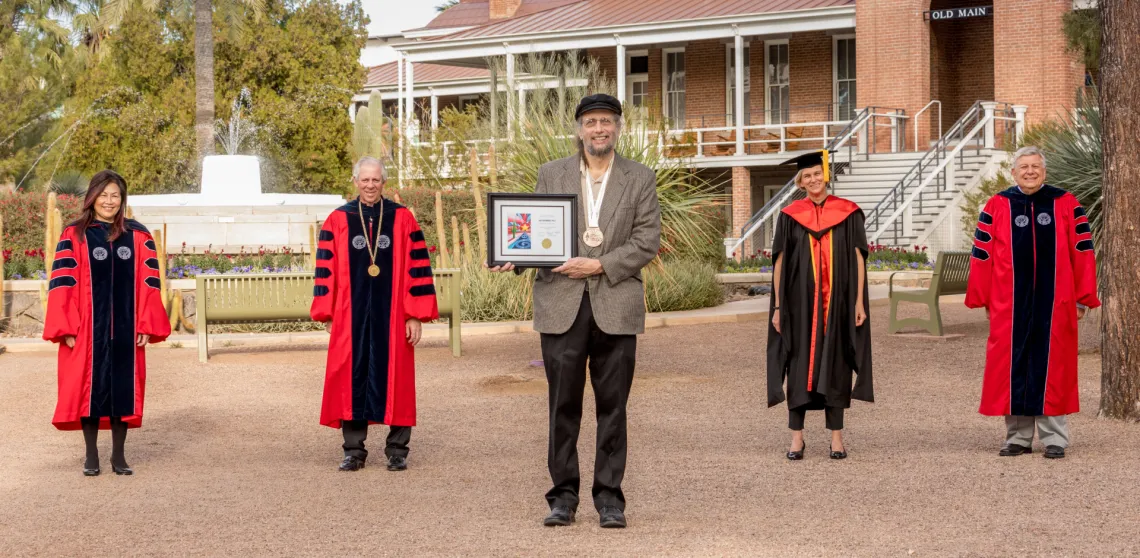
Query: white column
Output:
[[734, 31, 745, 156], [1012, 105, 1028, 144], [505, 49, 516, 139], [397, 56, 404, 170], [349, 102, 357, 123], [519, 87, 527, 127], [616, 39, 626, 105], [430, 91, 439, 130], [405, 60, 415, 138], [981, 101, 997, 149]]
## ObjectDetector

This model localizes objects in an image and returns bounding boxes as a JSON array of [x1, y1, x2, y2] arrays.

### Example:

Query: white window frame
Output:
[[626, 49, 650, 110], [725, 42, 751, 126], [458, 94, 480, 112], [832, 34, 857, 122], [764, 39, 790, 125], [662, 47, 686, 128]]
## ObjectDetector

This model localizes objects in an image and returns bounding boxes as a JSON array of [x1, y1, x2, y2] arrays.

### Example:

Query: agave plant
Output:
[[1021, 88, 1102, 246]]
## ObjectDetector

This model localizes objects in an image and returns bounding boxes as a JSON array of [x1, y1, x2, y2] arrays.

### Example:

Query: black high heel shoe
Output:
[[829, 444, 847, 460], [83, 465, 100, 476], [111, 464, 133, 475], [786, 441, 805, 461]]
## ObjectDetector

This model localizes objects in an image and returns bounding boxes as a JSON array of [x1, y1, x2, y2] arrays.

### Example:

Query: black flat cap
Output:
[[575, 93, 623, 120]]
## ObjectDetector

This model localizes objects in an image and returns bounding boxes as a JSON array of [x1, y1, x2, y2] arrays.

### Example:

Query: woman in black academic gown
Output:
[[767, 150, 873, 460]]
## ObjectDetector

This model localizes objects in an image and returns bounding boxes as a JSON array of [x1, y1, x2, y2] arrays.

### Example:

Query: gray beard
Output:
[[585, 142, 614, 157]]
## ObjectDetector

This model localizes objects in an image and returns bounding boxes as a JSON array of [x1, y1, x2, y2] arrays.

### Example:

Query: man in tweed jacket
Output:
[[490, 94, 660, 528]]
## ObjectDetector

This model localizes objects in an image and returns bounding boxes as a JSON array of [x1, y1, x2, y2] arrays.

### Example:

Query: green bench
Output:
[[887, 250, 971, 336], [195, 269, 462, 362]]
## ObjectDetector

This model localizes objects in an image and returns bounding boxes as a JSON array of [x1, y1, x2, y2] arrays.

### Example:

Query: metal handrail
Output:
[[865, 101, 1017, 245], [913, 100, 942, 151], [726, 107, 877, 257]]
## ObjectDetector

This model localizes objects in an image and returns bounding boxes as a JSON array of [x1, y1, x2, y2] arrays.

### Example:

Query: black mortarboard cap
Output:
[[780, 149, 834, 182]]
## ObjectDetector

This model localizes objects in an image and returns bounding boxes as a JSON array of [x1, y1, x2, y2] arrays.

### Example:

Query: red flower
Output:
[[428, 246, 438, 253]]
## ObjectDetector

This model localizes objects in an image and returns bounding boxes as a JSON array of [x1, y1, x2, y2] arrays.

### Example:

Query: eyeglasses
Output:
[[582, 118, 616, 128]]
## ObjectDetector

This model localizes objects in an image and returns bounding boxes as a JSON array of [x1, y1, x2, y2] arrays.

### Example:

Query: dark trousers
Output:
[[540, 293, 637, 512], [788, 406, 845, 431], [341, 419, 411, 460]]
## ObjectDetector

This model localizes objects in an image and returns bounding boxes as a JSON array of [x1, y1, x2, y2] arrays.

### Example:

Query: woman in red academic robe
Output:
[[767, 150, 874, 461], [43, 170, 170, 476]]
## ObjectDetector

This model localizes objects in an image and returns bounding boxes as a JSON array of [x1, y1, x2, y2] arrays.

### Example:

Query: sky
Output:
[[359, 1, 442, 67]]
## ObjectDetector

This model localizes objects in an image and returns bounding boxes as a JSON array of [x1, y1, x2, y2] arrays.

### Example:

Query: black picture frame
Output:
[[486, 192, 579, 268]]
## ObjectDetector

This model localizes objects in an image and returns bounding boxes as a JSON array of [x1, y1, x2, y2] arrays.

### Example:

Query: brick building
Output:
[[361, 0, 1090, 255]]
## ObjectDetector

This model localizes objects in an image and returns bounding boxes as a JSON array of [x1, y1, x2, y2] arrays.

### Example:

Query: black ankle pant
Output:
[[788, 406, 844, 431]]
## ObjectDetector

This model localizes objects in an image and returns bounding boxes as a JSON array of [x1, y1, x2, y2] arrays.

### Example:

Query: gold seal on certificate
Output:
[[583, 227, 604, 247]]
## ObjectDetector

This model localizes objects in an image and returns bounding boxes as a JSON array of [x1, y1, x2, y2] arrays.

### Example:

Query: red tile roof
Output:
[[365, 62, 490, 88], [433, 0, 854, 40], [409, 0, 584, 31]]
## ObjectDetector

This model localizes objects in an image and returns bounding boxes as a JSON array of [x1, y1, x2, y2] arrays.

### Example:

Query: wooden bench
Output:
[[887, 251, 970, 336], [195, 269, 462, 362]]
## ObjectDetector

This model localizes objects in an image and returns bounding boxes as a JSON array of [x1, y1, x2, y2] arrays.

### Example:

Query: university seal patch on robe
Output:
[[43, 220, 171, 431], [965, 185, 1100, 416], [311, 198, 439, 428]]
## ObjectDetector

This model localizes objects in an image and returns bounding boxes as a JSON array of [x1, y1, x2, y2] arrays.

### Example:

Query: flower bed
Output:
[[722, 245, 933, 273]]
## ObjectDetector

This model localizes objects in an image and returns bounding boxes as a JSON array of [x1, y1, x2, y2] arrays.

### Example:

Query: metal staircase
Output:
[[864, 101, 1022, 246]]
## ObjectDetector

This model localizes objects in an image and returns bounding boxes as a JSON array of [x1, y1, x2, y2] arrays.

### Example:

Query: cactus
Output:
[[469, 148, 487, 262], [352, 91, 389, 161], [434, 192, 450, 268], [451, 215, 461, 269], [308, 223, 317, 270]]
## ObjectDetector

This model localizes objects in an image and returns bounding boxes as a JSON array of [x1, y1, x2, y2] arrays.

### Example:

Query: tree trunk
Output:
[[1098, 0, 1140, 420], [194, 0, 215, 160]]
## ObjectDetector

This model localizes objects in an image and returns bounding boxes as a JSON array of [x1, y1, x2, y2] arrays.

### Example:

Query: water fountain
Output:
[[128, 89, 346, 251]]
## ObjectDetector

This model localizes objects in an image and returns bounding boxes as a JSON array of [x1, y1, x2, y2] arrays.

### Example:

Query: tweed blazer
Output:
[[531, 153, 661, 335]]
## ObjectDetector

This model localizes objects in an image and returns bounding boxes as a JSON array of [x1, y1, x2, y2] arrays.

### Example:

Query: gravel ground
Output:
[[1, 303, 1137, 557]]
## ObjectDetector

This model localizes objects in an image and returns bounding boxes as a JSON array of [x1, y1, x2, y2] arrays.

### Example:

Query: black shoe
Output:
[[543, 505, 575, 527], [999, 444, 1032, 457], [83, 465, 100, 477], [830, 444, 848, 460], [386, 455, 407, 471], [111, 464, 133, 476], [339, 455, 366, 471], [599, 506, 626, 529], [786, 441, 805, 461], [1044, 445, 1066, 459]]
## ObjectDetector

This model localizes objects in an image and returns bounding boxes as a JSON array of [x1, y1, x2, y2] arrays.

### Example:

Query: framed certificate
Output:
[[487, 193, 578, 268]]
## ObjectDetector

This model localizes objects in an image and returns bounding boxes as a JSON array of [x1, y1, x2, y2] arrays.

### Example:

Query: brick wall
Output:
[[930, 15, 995, 133], [856, 0, 932, 145], [993, 0, 1083, 127]]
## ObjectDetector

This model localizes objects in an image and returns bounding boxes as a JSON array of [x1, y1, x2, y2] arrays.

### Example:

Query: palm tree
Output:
[[435, 1, 459, 13], [97, 0, 264, 160]]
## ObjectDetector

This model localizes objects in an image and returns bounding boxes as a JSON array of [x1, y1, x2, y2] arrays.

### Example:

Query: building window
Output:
[[459, 95, 480, 113], [663, 48, 686, 128], [627, 50, 649, 110], [765, 41, 790, 125], [726, 44, 751, 125], [834, 36, 857, 121]]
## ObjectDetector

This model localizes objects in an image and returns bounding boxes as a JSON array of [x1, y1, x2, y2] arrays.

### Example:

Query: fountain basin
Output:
[[129, 155, 347, 252]]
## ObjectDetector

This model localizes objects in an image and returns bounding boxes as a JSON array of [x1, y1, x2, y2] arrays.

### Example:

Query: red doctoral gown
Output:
[[965, 185, 1100, 416], [311, 198, 439, 428], [43, 220, 171, 430]]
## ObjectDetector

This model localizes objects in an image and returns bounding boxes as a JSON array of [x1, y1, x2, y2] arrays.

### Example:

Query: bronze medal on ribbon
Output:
[[583, 227, 604, 248]]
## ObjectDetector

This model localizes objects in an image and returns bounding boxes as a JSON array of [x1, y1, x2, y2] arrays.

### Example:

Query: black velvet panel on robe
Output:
[[84, 222, 138, 418], [344, 200, 398, 422], [1003, 186, 1059, 416], [766, 211, 873, 409]]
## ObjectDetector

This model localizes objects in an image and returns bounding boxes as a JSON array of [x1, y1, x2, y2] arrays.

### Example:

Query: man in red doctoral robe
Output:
[[965, 146, 1099, 459], [311, 157, 439, 472]]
